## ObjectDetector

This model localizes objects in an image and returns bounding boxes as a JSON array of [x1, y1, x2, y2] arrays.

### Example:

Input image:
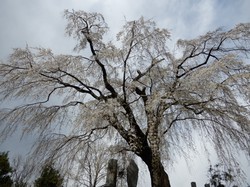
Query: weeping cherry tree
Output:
[[0, 10, 250, 187]]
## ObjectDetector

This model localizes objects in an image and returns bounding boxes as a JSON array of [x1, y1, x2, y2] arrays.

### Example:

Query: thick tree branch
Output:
[[122, 21, 136, 101], [176, 36, 228, 79], [58, 69, 105, 100], [84, 34, 117, 98], [133, 58, 164, 81], [39, 72, 101, 100]]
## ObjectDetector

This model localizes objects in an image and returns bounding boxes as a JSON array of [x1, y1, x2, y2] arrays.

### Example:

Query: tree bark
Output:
[[159, 164, 171, 187], [145, 113, 171, 187], [137, 142, 171, 187], [148, 159, 171, 187], [113, 100, 171, 187]]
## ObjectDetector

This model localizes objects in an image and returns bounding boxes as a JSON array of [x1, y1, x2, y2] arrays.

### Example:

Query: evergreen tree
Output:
[[35, 164, 63, 187], [0, 152, 13, 187], [207, 163, 242, 187]]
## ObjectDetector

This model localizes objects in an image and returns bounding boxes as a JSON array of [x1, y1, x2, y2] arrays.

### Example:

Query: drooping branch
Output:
[[49, 125, 109, 157]]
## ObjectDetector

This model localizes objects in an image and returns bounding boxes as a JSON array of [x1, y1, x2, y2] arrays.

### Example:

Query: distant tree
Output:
[[34, 164, 63, 187], [15, 181, 28, 187], [67, 143, 108, 187], [207, 163, 243, 187], [0, 152, 13, 187], [1, 10, 250, 187]]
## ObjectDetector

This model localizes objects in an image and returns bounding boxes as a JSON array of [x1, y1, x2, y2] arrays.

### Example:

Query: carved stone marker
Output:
[[191, 182, 197, 187], [127, 159, 139, 187], [104, 159, 118, 187], [218, 184, 225, 187]]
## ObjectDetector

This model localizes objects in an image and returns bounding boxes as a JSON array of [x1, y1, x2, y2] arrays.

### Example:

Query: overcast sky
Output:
[[0, 0, 250, 186]]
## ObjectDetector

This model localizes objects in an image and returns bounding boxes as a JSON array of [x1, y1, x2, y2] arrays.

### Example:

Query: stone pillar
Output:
[[127, 159, 139, 187], [104, 159, 118, 187], [191, 182, 196, 187], [218, 184, 225, 187]]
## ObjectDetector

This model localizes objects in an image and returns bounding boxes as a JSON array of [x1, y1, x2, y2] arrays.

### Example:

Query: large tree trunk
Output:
[[145, 115, 171, 187], [158, 164, 171, 187], [147, 157, 171, 187], [112, 100, 171, 187], [138, 143, 171, 187]]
